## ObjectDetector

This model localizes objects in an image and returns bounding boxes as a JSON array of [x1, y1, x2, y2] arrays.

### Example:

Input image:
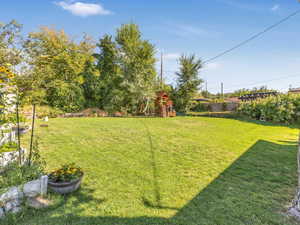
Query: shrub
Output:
[[22, 105, 63, 118], [0, 141, 18, 153], [0, 112, 27, 125], [238, 94, 300, 124], [36, 106, 64, 118], [46, 80, 85, 113], [190, 102, 209, 112]]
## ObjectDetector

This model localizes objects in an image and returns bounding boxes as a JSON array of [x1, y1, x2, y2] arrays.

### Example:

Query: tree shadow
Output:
[[232, 117, 300, 129], [171, 140, 298, 225], [186, 112, 300, 129], [140, 120, 181, 211], [5, 140, 299, 225]]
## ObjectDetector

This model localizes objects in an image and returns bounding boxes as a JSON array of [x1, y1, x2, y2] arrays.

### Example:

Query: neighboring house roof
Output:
[[289, 88, 300, 93], [225, 97, 240, 103], [193, 98, 210, 102]]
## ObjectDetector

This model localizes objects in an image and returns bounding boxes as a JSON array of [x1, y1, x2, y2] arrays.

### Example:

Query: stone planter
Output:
[[0, 148, 26, 168], [0, 131, 16, 146], [48, 174, 83, 195], [1, 123, 30, 136], [12, 125, 30, 135]]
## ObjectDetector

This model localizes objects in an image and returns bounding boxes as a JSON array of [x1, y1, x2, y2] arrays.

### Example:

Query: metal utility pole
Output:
[[221, 82, 224, 99], [160, 52, 163, 89]]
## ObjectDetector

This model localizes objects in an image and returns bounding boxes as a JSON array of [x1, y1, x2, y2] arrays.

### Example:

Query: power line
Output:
[[161, 9, 300, 87], [227, 73, 300, 89], [203, 9, 300, 64], [210, 73, 300, 93]]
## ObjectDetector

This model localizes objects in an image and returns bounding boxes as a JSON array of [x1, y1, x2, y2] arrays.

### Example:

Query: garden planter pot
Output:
[[48, 174, 83, 194], [12, 125, 30, 135]]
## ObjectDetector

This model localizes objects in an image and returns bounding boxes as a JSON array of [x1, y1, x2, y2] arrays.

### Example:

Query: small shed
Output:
[[155, 91, 176, 117]]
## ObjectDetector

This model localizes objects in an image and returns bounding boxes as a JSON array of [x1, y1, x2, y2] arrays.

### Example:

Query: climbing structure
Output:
[[155, 91, 176, 117]]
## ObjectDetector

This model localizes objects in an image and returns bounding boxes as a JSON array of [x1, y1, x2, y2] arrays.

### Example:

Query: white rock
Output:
[[0, 148, 26, 167], [0, 208, 4, 218], [4, 199, 20, 212], [0, 187, 23, 203], [23, 179, 41, 197]]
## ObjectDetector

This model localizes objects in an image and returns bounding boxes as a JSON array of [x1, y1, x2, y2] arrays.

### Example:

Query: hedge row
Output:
[[238, 94, 300, 124]]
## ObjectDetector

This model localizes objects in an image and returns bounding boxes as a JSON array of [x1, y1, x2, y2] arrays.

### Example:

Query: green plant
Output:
[[0, 139, 45, 195], [190, 102, 209, 112], [49, 163, 83, 183], [22, 105, 64, 118], [238, 94, 300, 124], [37, 105, 64, 118], [0, 141, 17, 153], [0, 112, 27, 125]]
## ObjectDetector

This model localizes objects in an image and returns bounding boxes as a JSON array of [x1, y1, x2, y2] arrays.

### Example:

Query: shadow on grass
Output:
[[187, 112, 300, 129], [140, 120, 181, 211], [5, 140, 298, 225]]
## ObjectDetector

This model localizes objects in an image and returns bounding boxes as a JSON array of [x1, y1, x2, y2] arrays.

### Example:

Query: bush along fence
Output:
[[238, 94, 300, 124]]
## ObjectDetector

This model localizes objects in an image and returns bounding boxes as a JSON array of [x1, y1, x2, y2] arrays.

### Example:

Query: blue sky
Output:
[[1, 0, 300, 93]]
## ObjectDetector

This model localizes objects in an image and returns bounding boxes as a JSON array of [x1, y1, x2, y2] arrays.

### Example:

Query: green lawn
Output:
[[2, 117, 300, 225]]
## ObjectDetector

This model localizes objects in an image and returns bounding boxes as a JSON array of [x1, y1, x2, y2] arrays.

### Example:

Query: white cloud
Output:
[[56, 1, 112, 17], [271, 4, 280, 12]]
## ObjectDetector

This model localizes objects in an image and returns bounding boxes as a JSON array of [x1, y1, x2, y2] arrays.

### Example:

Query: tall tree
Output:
[[93, 35, 123, 112], [116, 23, 157, 113], [93, 24, 158, 114], [173, 55, 203, 113], [0, 20, 23, 67], [23, 27, 95, 111]]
